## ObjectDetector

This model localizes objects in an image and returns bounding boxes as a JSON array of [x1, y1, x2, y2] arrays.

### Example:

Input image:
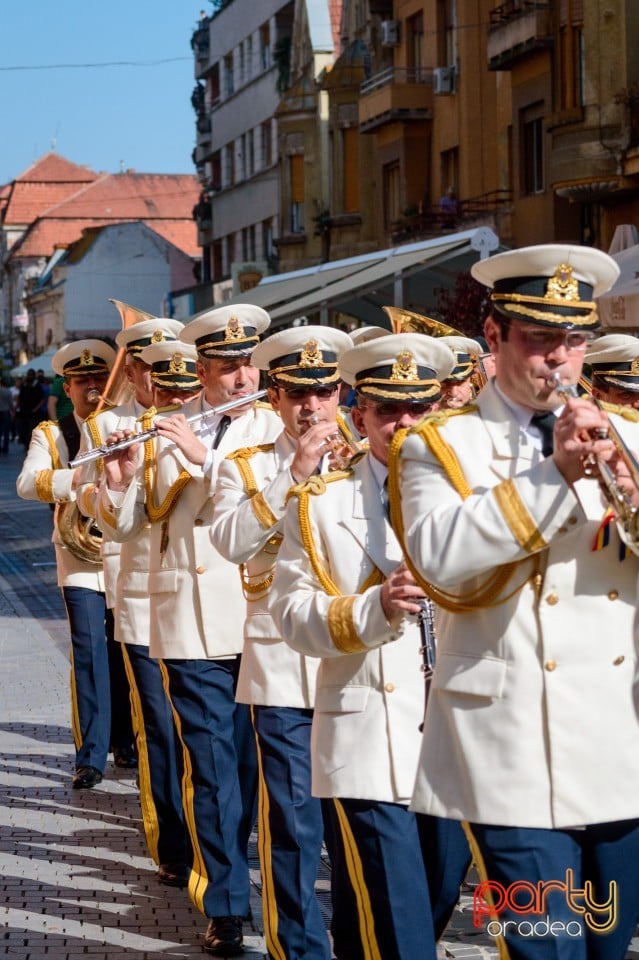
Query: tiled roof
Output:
[[10, 216, 198, 261], [43, 173, 200, 220], [3, 181, 97, 226], [329, 0, 343, 53], [15, 153, 98, 183]]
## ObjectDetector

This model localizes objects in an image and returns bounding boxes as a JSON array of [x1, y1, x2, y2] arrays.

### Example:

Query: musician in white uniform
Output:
[[391, 245, 639, 960], [97, 304, 281, 957], [212, 325, 352, 960], [586, 333, 639, 411], [438, 335, 482, 409], [270, 334, 471, 960], [17, 341, 116, 789], [78, 316, 193, 886]]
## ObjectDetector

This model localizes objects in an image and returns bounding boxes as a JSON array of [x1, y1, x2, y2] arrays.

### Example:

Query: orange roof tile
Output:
[[16, 153, 98, 183], [329, 0, 343, 53], [43, 173, 200, 220], [10, 216, 198, 261], [4, 180, 98, 225], [145, 219, 199, 258]]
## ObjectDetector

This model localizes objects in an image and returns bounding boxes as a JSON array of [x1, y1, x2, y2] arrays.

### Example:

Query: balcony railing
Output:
[[361, 66, 433, 97], [360, 67, 434, 133], [487, 0, 551, 70]]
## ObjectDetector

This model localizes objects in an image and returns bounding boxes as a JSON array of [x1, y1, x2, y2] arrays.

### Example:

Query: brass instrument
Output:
[[57, 502, 104, 564], [382, 306, 461, 338], [308, 413, 362, 470], [68, 389, 268, 468], [547, 372, 639, 548]]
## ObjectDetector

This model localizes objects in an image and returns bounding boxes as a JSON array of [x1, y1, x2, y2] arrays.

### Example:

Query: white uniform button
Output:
[[194, 518, 204, 526], [384, 682, 395, 693], [613, 656, 625, 666], [196, 565, 206, 574], [545, 593, 559, 605], [544, 660, 557, 672], [608, 590, 619, 601]]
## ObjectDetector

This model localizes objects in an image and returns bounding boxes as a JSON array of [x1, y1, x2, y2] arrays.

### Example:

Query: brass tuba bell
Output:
[[382, 306, 464, 338]]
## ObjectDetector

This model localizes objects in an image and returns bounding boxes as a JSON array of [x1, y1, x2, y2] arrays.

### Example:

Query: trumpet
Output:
[[546, 372, 639, 547], [69, 389, 267, 468], [308, 414, 361, 470]]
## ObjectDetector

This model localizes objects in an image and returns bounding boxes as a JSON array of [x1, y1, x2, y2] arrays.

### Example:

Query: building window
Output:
[[241, 225, 256, 262], [212, 240, 223, 279], [437, 0, 457, 67], [261, 121, 272, 168], [407, 12, 424, 73], [245, 36, 253, 80], [225, 233, 235, 273], [383, 161, 400, 231], [558, 0, 584, 111], [208, 63, 220, 106], [211, 150, 221, 191], [290, 154, 304, 232], [225, 143, 235, 187], [224, 53, 234, 96], [262, 218, 274, 259], [521, 109, 544, 195], [341, 128, 359, 214], [260, 22, 271, 70]]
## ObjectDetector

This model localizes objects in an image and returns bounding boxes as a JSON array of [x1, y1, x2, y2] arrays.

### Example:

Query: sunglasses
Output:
[[368, 400, 435, 417], [281, 385, 339, 401]]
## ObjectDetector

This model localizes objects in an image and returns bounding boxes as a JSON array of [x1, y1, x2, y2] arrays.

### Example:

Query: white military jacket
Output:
[[270, 453, 425, 803], [95, 396, 281, 659], [16, 418, 105, 591], [78, 400, 152, 641], [395, 380, 639, 829], [211, 429, 319, 708]]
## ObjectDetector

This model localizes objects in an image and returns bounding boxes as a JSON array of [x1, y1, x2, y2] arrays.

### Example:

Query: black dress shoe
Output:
[[157, 862, 190, 888], [112, 744, 138, 768], [204, 916, 244, 955], [72, 766, 103, 789]]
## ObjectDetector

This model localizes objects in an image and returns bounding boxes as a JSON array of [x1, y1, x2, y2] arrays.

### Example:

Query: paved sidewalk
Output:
[[4, 435, 635, 959]]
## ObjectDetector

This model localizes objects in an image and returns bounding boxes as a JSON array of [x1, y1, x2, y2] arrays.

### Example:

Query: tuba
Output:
[[382, 306, 461, 337], [57, 300, 146, 562]]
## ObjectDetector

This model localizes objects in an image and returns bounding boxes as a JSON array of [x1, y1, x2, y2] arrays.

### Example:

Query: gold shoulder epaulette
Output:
[[227, 443, 275, 461], [255, 400, 274, 411], [599, 400, 639, 423], [35, 419, 58, 430], [409, 403, 478, 434], [84, 409, 100, 422]]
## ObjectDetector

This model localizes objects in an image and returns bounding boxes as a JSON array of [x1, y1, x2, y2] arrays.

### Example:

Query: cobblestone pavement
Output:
[[0, 437, 635, 959]]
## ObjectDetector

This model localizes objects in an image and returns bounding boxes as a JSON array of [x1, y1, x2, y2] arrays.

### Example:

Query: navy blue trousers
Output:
[[106, 622, 134, 753], [468, 819, 639, 960], [253, 705, 332, 960], [63, 586, 111, 772], [161, 656, 257, 918], [422, 813, 472, 939], [328, 798, 439, 960], [122, 643, 186, 866]]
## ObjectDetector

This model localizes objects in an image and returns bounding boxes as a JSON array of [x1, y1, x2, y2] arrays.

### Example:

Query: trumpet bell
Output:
[[382, 306, 463, 338]]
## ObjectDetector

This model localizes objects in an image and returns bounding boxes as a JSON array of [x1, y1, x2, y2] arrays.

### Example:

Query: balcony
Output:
[[359, 68, 433, 134], [487, 0, 552, 71]]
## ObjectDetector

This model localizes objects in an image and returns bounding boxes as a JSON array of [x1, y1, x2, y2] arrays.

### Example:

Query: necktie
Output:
[[212, 414, 231, 450], [530, 411, 555, 457], [381, 477, 390, 520]]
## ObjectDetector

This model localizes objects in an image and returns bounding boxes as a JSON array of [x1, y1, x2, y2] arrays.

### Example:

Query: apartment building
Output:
[[191, 0, 295, 302]]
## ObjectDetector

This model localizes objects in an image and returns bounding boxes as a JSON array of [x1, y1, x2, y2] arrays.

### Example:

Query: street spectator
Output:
[[17, 369, 46, 449], [0, 378, 12, 453], [439, 186, 459, 228], [48, 373, 74, 421]]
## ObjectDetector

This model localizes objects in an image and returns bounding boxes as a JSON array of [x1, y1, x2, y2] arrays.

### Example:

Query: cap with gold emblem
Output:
[[439, 335, 482, 381], [115, 318, 184, 357], [338, 333, 455, 403], [52, 340, 117, 377], [180, 304, 270, 358], [585, 334, 639, 392], [471, 244, 620, 330], [348, 325, 390, 347], [139, 340, 201, 391], [252, 325, 353, 388]]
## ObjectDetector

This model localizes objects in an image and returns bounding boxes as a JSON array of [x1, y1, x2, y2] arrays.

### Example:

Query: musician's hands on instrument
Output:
[[380, 562, 426, 623], [154, 414, 208, 467], [291, 418, 342, 483], [102, 430, 140, 491], [552, 398, 614, 484]]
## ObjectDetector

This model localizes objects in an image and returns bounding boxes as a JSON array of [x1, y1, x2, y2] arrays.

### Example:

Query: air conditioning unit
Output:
[[380, 20, 400, 46], [433, 65, 456, 95]]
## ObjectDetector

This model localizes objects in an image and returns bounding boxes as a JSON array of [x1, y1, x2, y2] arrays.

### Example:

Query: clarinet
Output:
[[417, 598, 437, 733]]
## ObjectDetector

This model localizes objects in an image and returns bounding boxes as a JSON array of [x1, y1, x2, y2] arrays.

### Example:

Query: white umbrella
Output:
[[597, 226, 639, 331], [10, 346, 58, 378]]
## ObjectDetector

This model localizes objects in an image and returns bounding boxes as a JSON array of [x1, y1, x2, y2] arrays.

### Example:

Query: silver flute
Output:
[[69, 389, 267, 468]]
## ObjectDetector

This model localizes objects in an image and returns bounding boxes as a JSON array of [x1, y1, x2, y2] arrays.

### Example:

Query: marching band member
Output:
[[269, 334, 470, 960], [390, 245, 639, 960], [586, 333, 639, 410], [17, 340, 119, 789], [211, 325, 353, 960], [78, 317, 193, 886], [96, 304, 281, 957], [438, 335, 482, 408]]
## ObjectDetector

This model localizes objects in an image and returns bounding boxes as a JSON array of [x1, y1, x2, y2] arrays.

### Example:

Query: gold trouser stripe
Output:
[[461, 822, 510, 960], [493, 480, 547, 553], [68, 643, 81, 751], [159, 660, 208, 914], [252, 706, 287, 960], [121, 645, 160, 865], [333, 798, 383, 960]]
